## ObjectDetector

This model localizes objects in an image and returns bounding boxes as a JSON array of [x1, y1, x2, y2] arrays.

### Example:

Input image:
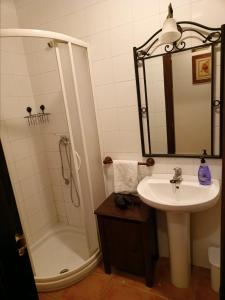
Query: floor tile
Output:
[[38, 294, 54, 300], [191, 266, 219, 300], [153, 259, 195, 300], [45, 272, 112, 300], [104, 279, 167, 300], [38, 258, 219, 300], [110, 268, 153, 294]]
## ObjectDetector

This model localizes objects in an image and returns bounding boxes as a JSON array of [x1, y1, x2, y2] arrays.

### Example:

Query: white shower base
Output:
[[31, 224, 100, 292]]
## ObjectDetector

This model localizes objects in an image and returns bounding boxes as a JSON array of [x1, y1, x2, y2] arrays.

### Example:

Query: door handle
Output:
[[15, 233, 27, 257]]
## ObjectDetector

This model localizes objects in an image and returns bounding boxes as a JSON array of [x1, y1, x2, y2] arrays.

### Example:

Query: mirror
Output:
[[134, 23, 222, 158]]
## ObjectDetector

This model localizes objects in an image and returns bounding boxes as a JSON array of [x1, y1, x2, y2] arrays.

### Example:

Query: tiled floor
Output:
[[38, 258, 219, 300]]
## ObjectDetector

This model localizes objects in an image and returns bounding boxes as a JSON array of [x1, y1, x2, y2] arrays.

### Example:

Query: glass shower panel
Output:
[[0, 36, 90, 279], [56, 42, 105, 256], [70, 44, 106, 251]]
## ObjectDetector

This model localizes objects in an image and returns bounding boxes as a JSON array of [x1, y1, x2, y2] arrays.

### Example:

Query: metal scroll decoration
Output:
[[135, 21, 221, 59], [24, 105, 50, 125]]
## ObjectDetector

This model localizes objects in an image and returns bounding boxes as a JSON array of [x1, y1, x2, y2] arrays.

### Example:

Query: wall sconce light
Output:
[[159, 3, 181, 44]]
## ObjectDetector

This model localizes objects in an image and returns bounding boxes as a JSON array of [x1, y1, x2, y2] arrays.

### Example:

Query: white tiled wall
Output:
[[5, 0, 225, 267], [0, 1, 58, 245]]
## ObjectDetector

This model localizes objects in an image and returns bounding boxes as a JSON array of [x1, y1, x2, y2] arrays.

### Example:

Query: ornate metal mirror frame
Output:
[[133, 21, 224, 158]]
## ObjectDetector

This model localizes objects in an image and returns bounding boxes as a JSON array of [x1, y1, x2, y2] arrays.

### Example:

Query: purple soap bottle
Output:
[[198, 149, 211, 185]]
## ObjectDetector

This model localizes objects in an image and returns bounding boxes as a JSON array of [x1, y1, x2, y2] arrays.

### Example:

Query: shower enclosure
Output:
[[0, 29, 105, 291]]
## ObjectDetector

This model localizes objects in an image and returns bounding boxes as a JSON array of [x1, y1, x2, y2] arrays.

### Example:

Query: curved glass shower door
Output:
[[0, 34, 103, 288], [55, 41, 105, 257]]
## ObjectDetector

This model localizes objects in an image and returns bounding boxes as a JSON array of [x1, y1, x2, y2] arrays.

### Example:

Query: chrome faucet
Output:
[[170, 167, 183, 184]]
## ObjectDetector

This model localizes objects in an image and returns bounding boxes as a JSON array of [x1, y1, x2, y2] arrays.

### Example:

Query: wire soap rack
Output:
[[24, 105, 50, 125]]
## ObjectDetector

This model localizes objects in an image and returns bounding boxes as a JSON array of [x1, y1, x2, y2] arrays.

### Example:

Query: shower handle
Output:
[[74, 150, 81, 171]]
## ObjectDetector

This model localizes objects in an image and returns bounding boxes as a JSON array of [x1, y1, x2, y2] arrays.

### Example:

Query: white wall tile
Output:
[[1, 74, 18, 97], [0, 37, 24, 54], [133, 0, 159, 21], [7, 161, 19, 183], [27, 50, 57, 76], [47, 10, 87, 39], [191, 0, 225, 27], [95, 83, 116, 109], [115, 80, 137, 108], [108, 0, 132, 28], [15, 157, 35, 180], [0, 51, 13, 74], [4, 118, 31, 141], [92, 58, 113, 85], [89, 30, 111, 61], [112, 53, 135, 82], [1, 141, 13, 162], [1, 96, 26, 120], [31, 70, 61, 95], [85, 1, 109, 35], [11, 53, 29, 75], [117, 106, 139, 131], [101, 130, 121, 153], [14, 0, 33, 9], [160, 0, 191, 13], [134, 15, 160, 46], [20, 177, 40, 200], [119, 130, 141, 153], [150, 157, 168, 174], [24, 193, 40, 216], [110, 23, 133, 56], [15, 75, 33, 97], [99, 108, 118, 131], [11, 138, 32, 161], [49, 168, 63, 186]]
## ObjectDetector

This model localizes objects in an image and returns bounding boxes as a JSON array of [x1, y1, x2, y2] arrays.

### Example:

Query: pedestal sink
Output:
[[137, 174, 220, 288]]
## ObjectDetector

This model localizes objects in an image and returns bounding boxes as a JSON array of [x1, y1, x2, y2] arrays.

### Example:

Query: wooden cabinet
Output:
[[95, 193, 158, 287]]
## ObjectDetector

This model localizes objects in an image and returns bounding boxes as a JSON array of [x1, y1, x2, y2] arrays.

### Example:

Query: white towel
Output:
[[113, 160, 138, 194]]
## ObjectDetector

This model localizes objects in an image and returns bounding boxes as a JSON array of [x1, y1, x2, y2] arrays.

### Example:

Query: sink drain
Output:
[[59, 268, 69, 274]]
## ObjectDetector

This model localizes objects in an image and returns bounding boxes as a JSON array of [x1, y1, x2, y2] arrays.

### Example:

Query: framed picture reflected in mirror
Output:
[[192, 53, 211, 84]]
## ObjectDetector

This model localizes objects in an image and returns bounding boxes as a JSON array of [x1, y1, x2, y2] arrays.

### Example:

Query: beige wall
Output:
[[1, 0, 224, 268]]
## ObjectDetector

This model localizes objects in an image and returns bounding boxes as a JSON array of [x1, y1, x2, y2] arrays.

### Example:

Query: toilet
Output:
[[208, 247, 220, 292]]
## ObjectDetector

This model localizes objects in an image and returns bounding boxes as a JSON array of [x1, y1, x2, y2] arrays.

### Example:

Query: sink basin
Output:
[[137, 174, 220, 288], [137, 174, 220, 212]]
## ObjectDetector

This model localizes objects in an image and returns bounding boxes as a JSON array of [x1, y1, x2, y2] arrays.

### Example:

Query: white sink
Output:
[[137, 174, 220, 288], [137, 174, 220, 212]]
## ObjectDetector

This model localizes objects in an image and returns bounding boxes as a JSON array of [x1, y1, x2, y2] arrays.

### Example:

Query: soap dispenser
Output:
[[198, 149, 211, 185]]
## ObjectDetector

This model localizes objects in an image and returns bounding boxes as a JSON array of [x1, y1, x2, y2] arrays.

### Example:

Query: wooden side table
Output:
[[94, 193, 159, 287]]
